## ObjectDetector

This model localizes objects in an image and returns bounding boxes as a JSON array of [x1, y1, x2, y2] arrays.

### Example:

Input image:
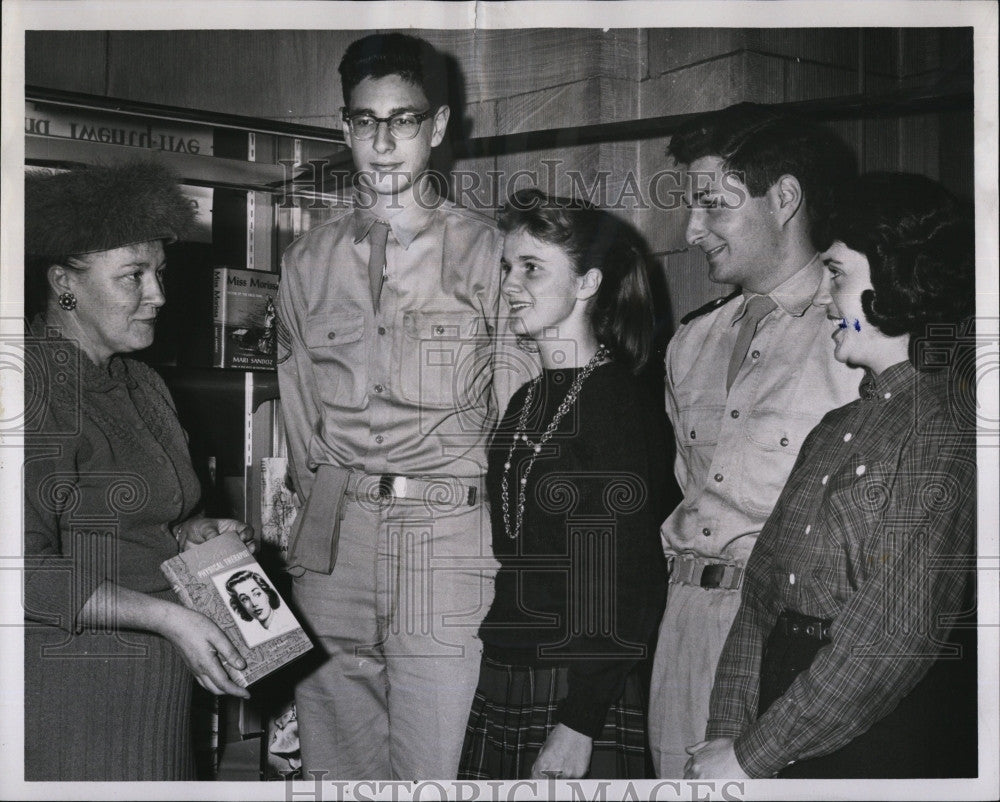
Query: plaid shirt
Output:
[[706, 360, 977, 778]]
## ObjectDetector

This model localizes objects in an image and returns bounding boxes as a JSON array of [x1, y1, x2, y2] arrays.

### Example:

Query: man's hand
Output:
[[530, 723, 593, 780], [176, 517, 254, 552], [684, 737, 750, 779]]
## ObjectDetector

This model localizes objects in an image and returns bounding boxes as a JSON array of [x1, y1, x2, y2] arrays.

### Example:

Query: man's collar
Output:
[[732, 253, 823, 323], [351, 175, 440, 249]]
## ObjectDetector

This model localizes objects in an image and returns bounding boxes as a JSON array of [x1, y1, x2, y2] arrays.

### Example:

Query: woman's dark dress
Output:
[[23, 323, 202, 780]]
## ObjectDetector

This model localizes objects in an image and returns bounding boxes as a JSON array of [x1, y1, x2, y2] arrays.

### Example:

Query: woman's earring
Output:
[[58, 292, 77, 311]]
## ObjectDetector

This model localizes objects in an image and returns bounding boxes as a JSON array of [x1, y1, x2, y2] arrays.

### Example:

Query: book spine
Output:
[[160, 560, 196, 610], [212, 267, 227, 368]]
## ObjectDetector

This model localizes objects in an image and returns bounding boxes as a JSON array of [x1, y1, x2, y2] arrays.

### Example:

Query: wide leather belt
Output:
[[345, 472, 478, 507], [668, 555, 744, 590]]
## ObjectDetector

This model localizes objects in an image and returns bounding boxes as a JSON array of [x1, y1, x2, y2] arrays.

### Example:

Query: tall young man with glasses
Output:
[[276, 33, 526, 780]]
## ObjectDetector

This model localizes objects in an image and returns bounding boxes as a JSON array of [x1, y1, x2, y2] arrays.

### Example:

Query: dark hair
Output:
[[339, 33, 448, 109], [499, 188, 654, 374], [667, 102, 858, 232], [225, 570, 281, 622], [811, 172, 975, 344]]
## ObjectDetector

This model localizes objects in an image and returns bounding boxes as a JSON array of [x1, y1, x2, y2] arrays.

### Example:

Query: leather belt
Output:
[[286, 465, 482, 576], [668, 555, 744, 590], [345, 472, 478, 507], [774, 610, 832, 643]]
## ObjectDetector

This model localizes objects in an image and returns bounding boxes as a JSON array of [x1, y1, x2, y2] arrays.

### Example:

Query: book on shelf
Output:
[[181, 266, 279, 370], [264, 699, 302, 779], [260, 456, 298, 562], [160, 532, 312, 687]]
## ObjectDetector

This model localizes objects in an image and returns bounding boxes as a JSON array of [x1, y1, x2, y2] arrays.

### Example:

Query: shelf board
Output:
[[26, 134, 289, 192]]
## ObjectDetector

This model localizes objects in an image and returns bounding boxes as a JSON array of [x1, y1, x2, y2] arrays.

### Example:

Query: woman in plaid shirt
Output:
[[686, 172, 978, 779]]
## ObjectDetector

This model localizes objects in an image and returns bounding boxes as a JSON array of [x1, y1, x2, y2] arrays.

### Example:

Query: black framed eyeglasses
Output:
[[340, 108, 436, 140]]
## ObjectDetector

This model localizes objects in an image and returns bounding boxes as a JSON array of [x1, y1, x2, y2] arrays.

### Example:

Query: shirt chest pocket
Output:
[[678, 405, 724, 475], [399, 310, 486, 409], [740, 409, 817, 516], [305, 312, 366, 408], [679, 406, 724, 448]]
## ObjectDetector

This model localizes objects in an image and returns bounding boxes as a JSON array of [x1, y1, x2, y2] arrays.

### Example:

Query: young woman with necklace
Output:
[[459, 189, 670, 780]]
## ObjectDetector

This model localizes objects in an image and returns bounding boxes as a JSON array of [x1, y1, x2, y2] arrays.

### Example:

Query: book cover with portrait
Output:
[[160, 532, 312, 686]]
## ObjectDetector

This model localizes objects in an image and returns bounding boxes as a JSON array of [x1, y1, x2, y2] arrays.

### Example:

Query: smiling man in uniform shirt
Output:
[[647, 104, 862, 778]]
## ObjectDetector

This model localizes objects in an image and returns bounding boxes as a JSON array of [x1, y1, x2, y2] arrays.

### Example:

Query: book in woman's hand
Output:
[[161, 532, 312, 687]]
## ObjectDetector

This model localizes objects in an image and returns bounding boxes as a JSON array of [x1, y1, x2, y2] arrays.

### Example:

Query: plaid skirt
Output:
[[458, 656, 649, 780]]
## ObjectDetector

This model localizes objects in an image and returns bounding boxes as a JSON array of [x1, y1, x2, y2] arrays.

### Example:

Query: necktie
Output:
[[367, 220, 390, 313], [726, 294, 777, 392]]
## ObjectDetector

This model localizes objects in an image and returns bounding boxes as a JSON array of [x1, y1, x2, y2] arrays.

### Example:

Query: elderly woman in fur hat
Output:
[[23, 162, 254, 780]]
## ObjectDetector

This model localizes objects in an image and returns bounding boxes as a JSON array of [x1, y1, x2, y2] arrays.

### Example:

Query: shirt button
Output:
[[789, 573, 796, 585], [434, 325, 445, 335], [821, 474, 829, 485], [843, 432, 853, 442], [780, 437, 789, 447], [805, 525, 811, 534], [374, 384, 384, 393], [375, 435, 384, 444], [714, 473, 723, 482], [378, 326, 387, 335], [730, 410, 740, 419], [155, 455, 167, 466], [856, 464, 866, 476], [327, 331, 336, 340], [883, 392, 892, 400], [751, 350, 760, 359], [702, 527, 712, 537], [689, 430, 696, 439]]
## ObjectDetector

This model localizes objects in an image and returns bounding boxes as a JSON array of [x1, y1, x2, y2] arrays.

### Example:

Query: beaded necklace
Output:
[[500, 345, 610, 540]]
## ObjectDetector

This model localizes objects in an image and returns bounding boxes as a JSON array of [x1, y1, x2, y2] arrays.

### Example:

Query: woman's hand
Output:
[[530, 723, 593, 779], [176, 517, 254, 552], [75, 582, 250, 699], [158, 605, 251, 699]]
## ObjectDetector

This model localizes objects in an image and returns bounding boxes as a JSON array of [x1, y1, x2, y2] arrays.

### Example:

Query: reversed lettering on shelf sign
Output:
[[25, 101, 213, 155]]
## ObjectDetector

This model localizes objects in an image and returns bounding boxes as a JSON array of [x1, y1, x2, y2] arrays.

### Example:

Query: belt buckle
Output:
[[378, 474, 408, 500], [700, 563, 725, 588]]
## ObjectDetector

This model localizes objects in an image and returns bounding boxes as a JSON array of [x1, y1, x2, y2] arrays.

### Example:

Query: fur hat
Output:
[[25, 160, 197, 261]]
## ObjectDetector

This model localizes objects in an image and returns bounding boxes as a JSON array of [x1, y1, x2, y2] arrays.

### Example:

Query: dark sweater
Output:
[[480, 361, 669, 738]]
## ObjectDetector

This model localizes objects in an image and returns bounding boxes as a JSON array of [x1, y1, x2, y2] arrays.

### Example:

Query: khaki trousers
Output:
[[647, 581, 743, 778], [292, 495, 496, 780]]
